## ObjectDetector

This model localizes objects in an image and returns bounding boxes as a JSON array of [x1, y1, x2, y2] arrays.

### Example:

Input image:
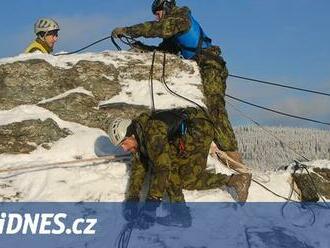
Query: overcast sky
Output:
[[0, 0, 329, 129]]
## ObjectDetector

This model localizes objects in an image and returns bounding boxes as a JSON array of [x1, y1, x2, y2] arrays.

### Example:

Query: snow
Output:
[[38, 86, 94, 104], [0, 52, 328, 203], [99, 72, 204, 109], [0, 50, 191, 70]]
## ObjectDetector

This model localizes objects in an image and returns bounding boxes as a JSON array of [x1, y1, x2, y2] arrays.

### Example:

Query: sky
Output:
[[0, 0, 329, 130]]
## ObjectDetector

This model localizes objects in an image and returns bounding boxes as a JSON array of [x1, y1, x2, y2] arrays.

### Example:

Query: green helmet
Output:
[[152, 0, 176, 14], [34, 18, 60, 35], [108, 118, 132, 146]]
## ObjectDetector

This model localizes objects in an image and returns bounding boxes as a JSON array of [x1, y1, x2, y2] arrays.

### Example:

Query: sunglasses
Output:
[[47, 30, 59, 37]]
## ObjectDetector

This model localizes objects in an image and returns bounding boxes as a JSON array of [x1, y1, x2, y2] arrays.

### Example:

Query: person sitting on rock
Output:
[[25, 18, 60, 54], [108, 107, 251, 229], [111, 0, 243, 166]]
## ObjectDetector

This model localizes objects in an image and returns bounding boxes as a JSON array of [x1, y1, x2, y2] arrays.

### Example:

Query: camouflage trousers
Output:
[[195, 46, 238, 151], [148, 108, 230, 202]]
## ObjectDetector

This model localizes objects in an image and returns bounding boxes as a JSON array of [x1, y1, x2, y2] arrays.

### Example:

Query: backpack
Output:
[[150, 108, 189, 143]]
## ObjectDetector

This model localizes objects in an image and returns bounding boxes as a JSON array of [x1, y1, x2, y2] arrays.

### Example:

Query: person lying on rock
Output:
[[111, 0, 243, 166], [108, 107, 251, 229], [25, 18, 60, 54]]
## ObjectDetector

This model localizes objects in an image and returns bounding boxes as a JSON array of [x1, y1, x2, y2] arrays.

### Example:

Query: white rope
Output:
[[0, 155, 130, 174]]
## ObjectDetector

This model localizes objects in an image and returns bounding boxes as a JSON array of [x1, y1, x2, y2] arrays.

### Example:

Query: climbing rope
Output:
[[226, 94, 330, 127], [229, 74, 330, 97], [0, 154, 130, 174], [149, 50, 157, 112], [54, 35, 139, 56], [226, 101, 310, 162], [54, 35, 113, 56]]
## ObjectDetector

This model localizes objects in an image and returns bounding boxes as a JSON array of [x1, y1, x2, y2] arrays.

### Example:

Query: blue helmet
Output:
[[152, 0, 176, 14]]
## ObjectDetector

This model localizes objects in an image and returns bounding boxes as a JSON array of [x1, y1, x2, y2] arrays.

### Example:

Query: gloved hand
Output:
[[122, 199, 139, 222], [111, 27, 127, 38], [131, 41, 145, 49]]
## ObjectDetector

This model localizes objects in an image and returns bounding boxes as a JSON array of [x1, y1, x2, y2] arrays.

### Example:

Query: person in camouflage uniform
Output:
[[111, 0, 241, 162], [108, 107, 251, 228]]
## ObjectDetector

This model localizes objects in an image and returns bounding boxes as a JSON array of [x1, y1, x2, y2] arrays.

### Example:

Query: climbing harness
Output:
[[174, 15, 212, 59]]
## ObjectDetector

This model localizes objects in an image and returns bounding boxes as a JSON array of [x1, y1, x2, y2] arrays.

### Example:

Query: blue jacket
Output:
[[175, 13, 212, 59]]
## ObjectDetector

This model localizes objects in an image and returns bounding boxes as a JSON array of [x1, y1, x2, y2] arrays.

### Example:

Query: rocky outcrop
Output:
[[0, 52, 199, 154], [0, 52, 196, 111], [0, 59, 120, 110], [38, 94, 149, 131], [0, 118, 71, 154], [292, 168, 330, 201]]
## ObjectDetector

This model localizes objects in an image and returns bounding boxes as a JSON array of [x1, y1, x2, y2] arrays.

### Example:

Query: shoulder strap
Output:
[[176, 27, 212, 57]]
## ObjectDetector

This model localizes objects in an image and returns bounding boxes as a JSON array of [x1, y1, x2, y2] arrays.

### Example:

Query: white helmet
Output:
[[108, 118, 132, 146], [34, 18, 60, 35]]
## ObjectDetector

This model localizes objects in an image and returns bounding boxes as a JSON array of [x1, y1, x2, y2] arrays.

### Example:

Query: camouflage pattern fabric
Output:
[[121, 6, 238, 151], [195, 46, 238, 151], [126, 108, 230, 203]]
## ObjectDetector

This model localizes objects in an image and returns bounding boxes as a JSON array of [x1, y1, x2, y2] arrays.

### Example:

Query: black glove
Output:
[[131, 41, 145, 49], [131, 41, 157, 52], [122, 199, 139, 222], [111, 27, 127, 38]]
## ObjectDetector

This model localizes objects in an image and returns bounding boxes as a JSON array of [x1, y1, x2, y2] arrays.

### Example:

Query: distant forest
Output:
[[234, 126, 330, 171]]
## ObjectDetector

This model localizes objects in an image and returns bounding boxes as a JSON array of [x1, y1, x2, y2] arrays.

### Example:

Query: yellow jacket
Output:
[[24, 38, 53, 54]]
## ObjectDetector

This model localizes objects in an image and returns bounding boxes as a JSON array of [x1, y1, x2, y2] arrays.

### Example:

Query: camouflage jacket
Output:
[[126, 107, 213, 200], [123, 6, 192, 55], [126, 111, 175, 200]]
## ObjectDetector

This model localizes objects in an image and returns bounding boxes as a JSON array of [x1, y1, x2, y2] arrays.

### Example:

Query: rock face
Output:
[[0, 59, 119, 110], [0, 119, 71, 154], [0, 51, 200, 154], [0, 52, 198, 128], [292, 168, 330, 201], [0, 52, 196, 111]]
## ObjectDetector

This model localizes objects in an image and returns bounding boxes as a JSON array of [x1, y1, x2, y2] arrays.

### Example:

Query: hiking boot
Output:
[[227, 173, 252, 204], [156, 203, 192, 228]]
